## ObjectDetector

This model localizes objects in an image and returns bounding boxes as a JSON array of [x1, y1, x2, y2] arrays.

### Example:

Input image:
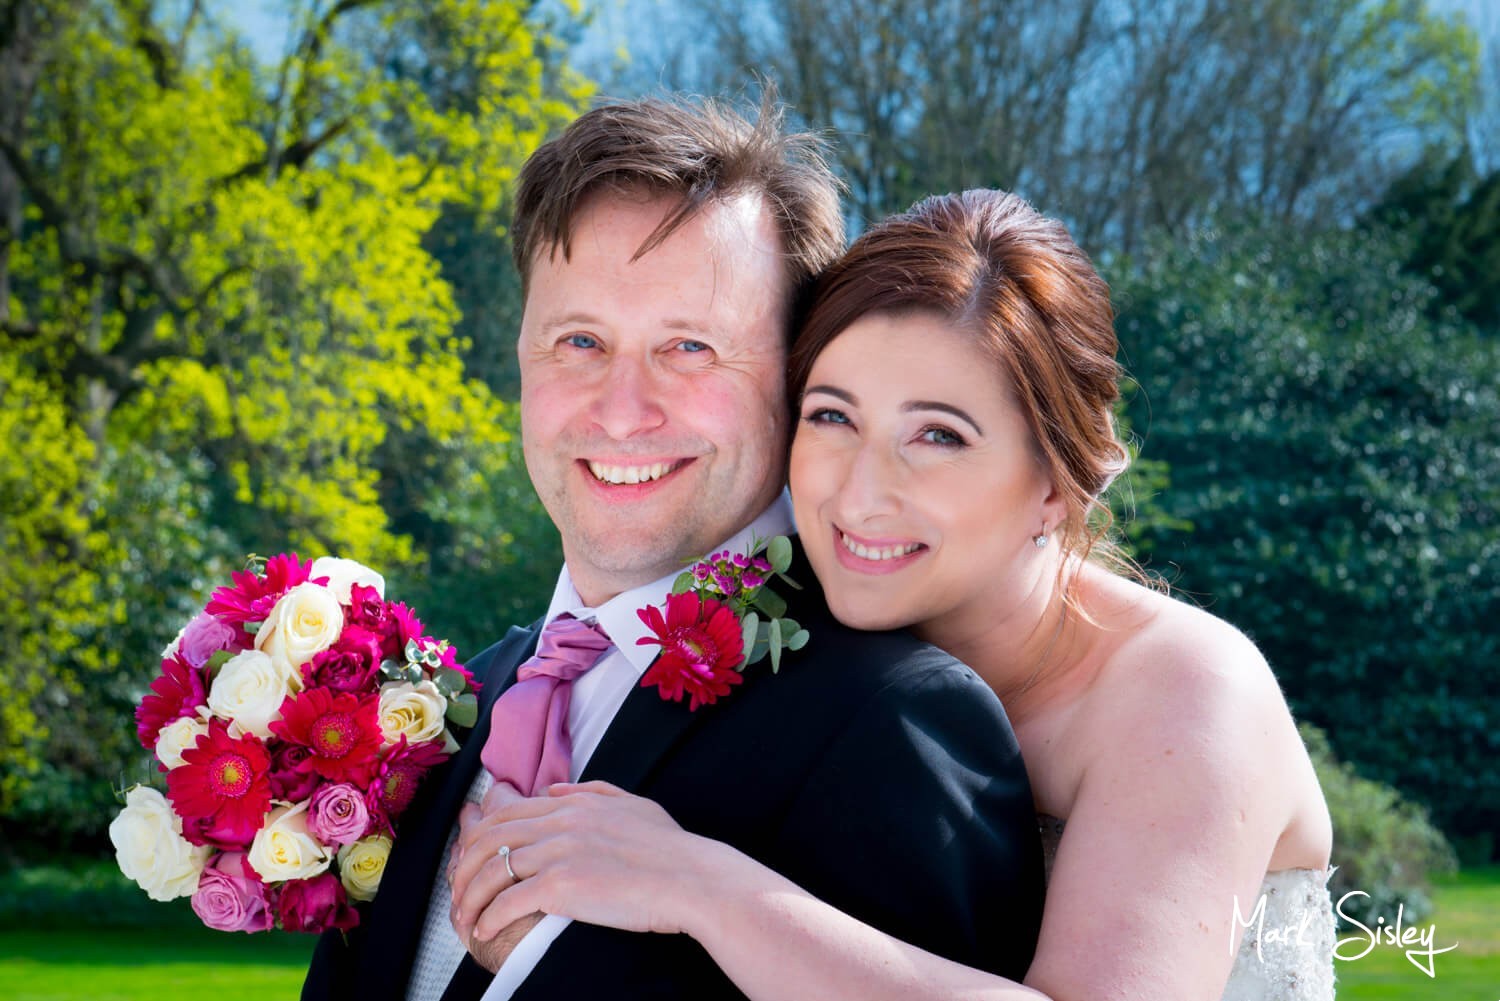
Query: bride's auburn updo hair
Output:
[[788, 189, 1136, 584]]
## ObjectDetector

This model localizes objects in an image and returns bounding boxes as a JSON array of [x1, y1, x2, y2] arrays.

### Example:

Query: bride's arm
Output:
[[450, 781, 1044, 1001], [449, 622, 1312, 1001]]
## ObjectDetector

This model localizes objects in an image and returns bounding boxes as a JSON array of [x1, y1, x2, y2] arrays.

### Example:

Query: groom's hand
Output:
[[450, 782, 545, 974]]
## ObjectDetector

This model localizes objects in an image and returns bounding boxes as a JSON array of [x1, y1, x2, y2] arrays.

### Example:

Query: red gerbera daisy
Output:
[[637, 592, 745, 711], [270, 688, 381, 786], [167, 718, 273, 849], [366, 736, 451, 831], [136, 654, 209, 750], [204, 553, 319, 624]]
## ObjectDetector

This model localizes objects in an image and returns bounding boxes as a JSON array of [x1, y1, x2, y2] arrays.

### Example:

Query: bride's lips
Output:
[[831, 526, 928, 576], [577, 457, 692, 501]]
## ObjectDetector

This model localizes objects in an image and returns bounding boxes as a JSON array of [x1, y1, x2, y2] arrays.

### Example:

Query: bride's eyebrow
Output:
[[801, 384, 855, 405], [903, 401, 984, 436]]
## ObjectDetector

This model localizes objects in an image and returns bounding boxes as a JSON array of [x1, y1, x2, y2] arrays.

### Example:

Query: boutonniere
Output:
[[636, 535, 810, 710]]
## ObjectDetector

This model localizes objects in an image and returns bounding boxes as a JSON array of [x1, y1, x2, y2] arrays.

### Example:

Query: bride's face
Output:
[[789, 310, 1059, 635]]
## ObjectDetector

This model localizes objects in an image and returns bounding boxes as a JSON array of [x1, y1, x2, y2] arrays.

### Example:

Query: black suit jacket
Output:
[[304, 541, 1044, 1000]]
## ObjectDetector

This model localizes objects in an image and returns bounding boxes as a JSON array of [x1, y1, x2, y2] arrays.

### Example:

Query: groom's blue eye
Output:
[[563, 333, 600, 350], [675, 340, 708, 353]]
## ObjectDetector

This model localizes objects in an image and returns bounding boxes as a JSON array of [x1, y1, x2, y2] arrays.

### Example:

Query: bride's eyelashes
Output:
[[918, 425, 967, 448], [802, 406, 852, 427]]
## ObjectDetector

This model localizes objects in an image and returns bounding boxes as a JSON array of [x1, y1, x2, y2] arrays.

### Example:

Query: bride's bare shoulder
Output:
[[1076, 570, 1296, 751]]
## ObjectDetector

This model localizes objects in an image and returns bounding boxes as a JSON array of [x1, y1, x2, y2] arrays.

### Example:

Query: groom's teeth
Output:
[[587, 461, 675, 485], [839, 532, 921, 561]]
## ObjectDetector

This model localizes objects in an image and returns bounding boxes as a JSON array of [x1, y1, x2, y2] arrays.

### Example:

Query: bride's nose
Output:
[[832, 440, 903, 523]]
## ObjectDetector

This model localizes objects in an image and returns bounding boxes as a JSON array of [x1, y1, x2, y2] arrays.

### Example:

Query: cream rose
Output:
[[247, 801, 331, 883], [255, 582, 344, 676], [109, 786, 212, 901], [377, 680, 449, 748], [154, 713, 211, 770], [208, 649, 295, 739], [309, 556, 385, 605], [337, 835, 393, 902]]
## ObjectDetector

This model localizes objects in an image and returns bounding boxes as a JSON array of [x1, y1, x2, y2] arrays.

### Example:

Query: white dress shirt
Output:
[[405, 493, 794, 1001]]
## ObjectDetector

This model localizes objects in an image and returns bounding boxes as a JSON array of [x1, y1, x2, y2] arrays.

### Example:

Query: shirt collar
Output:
[[543, 490, 796, 678]]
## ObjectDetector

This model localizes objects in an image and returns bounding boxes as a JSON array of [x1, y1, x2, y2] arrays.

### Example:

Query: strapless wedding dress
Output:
[[1038, 816, 1336, 1000]]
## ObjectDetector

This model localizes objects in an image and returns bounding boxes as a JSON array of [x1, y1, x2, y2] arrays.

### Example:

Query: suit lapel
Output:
[[359, 621, 542, 998], [578, 537, 816, 794], [577, 674, 704, 792]]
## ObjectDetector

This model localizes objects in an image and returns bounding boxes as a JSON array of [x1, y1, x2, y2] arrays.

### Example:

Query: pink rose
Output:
[[178, 612, 248, 670], [191, 852, 274, 933], [307, 782, 370, 847], [277, 872, 359, 933], [268, 742, 321, 803]]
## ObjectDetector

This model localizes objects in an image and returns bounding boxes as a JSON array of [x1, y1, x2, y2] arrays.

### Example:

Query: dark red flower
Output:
[[637, 592, 745, 711], [167, 718, 273, 850], [267, 742, 321, 803], [277, 872, 359, 933], [366, 737, 450, 831], [346, 582, 393, 629], [270, 688, 381, 785], [205, 554, 319, 625], [300, 626, 383, 694], [136, 654, 209, 750]]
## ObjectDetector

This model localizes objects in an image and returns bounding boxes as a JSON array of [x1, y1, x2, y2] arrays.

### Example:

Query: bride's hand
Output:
[[449, 780, 715, 944]]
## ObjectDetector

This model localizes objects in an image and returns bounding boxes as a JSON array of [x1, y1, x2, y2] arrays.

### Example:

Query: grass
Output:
[[0, 861, 315, 1000], [1334, 865, 1500, 1000], [0, 926, 314, 1001], [2, 861, 1497, 998]]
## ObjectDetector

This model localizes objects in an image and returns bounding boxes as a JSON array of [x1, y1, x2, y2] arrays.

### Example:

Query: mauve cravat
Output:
[[479, 614, 613, 794]]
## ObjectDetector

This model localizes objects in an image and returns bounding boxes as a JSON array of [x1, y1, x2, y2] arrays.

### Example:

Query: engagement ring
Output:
[[497, 843, 519, 882]]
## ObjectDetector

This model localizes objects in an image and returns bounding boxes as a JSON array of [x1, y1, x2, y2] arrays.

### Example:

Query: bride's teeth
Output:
[[840, 532, 920, 561]]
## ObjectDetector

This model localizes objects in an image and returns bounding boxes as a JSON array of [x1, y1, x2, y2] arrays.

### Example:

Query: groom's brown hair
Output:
[[511, 94, 845, 327]]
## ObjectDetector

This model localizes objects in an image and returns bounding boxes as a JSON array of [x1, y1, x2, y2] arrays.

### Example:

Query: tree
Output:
[[1112, 219, 1500, 849], [632, 0, 1479, 247], [1369, 151, 1500, 332], [0, 0, 587, 834]]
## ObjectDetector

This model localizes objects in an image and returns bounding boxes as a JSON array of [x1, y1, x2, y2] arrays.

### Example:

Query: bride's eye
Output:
[[804, 407, 851, 427], [920, 425, 966, 447]]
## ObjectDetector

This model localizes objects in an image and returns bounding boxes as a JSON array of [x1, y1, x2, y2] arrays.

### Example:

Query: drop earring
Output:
[[1033, 532, 1048, 549]]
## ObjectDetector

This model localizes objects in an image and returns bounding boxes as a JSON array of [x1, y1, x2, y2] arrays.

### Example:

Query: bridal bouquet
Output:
[[110, 554, 478, 933]]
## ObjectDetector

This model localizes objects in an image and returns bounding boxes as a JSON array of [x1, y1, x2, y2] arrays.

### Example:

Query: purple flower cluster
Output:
[[689, 550, 773, 600]]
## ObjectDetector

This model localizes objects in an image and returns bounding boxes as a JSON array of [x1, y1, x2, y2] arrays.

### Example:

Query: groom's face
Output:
[[518, 190, 790, 606]]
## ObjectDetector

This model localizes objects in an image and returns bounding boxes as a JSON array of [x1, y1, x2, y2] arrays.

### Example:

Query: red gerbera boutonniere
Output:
[[636, 535, 811, 711]]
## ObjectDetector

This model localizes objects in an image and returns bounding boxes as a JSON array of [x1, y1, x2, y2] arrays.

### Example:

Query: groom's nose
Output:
[[588, 350, 667, 439]]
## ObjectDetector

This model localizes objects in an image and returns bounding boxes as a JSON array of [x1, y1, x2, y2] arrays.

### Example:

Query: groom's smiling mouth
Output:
[[582, 458, 690, 488]]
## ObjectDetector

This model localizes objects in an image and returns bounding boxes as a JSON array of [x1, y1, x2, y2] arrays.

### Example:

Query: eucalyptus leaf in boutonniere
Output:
[[636, 535, 809, 710]]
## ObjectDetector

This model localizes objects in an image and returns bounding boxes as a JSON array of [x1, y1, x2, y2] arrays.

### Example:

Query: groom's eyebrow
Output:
[[540, 311, 607, 333], [903, 401, 984, 436]]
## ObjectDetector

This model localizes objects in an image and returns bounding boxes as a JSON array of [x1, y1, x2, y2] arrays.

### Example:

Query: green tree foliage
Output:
[[0, 0, 586, 835], [1369, 151, 1500, 332], [1301, 723, 1455, 924], [1112, 220, 1500, 847]]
